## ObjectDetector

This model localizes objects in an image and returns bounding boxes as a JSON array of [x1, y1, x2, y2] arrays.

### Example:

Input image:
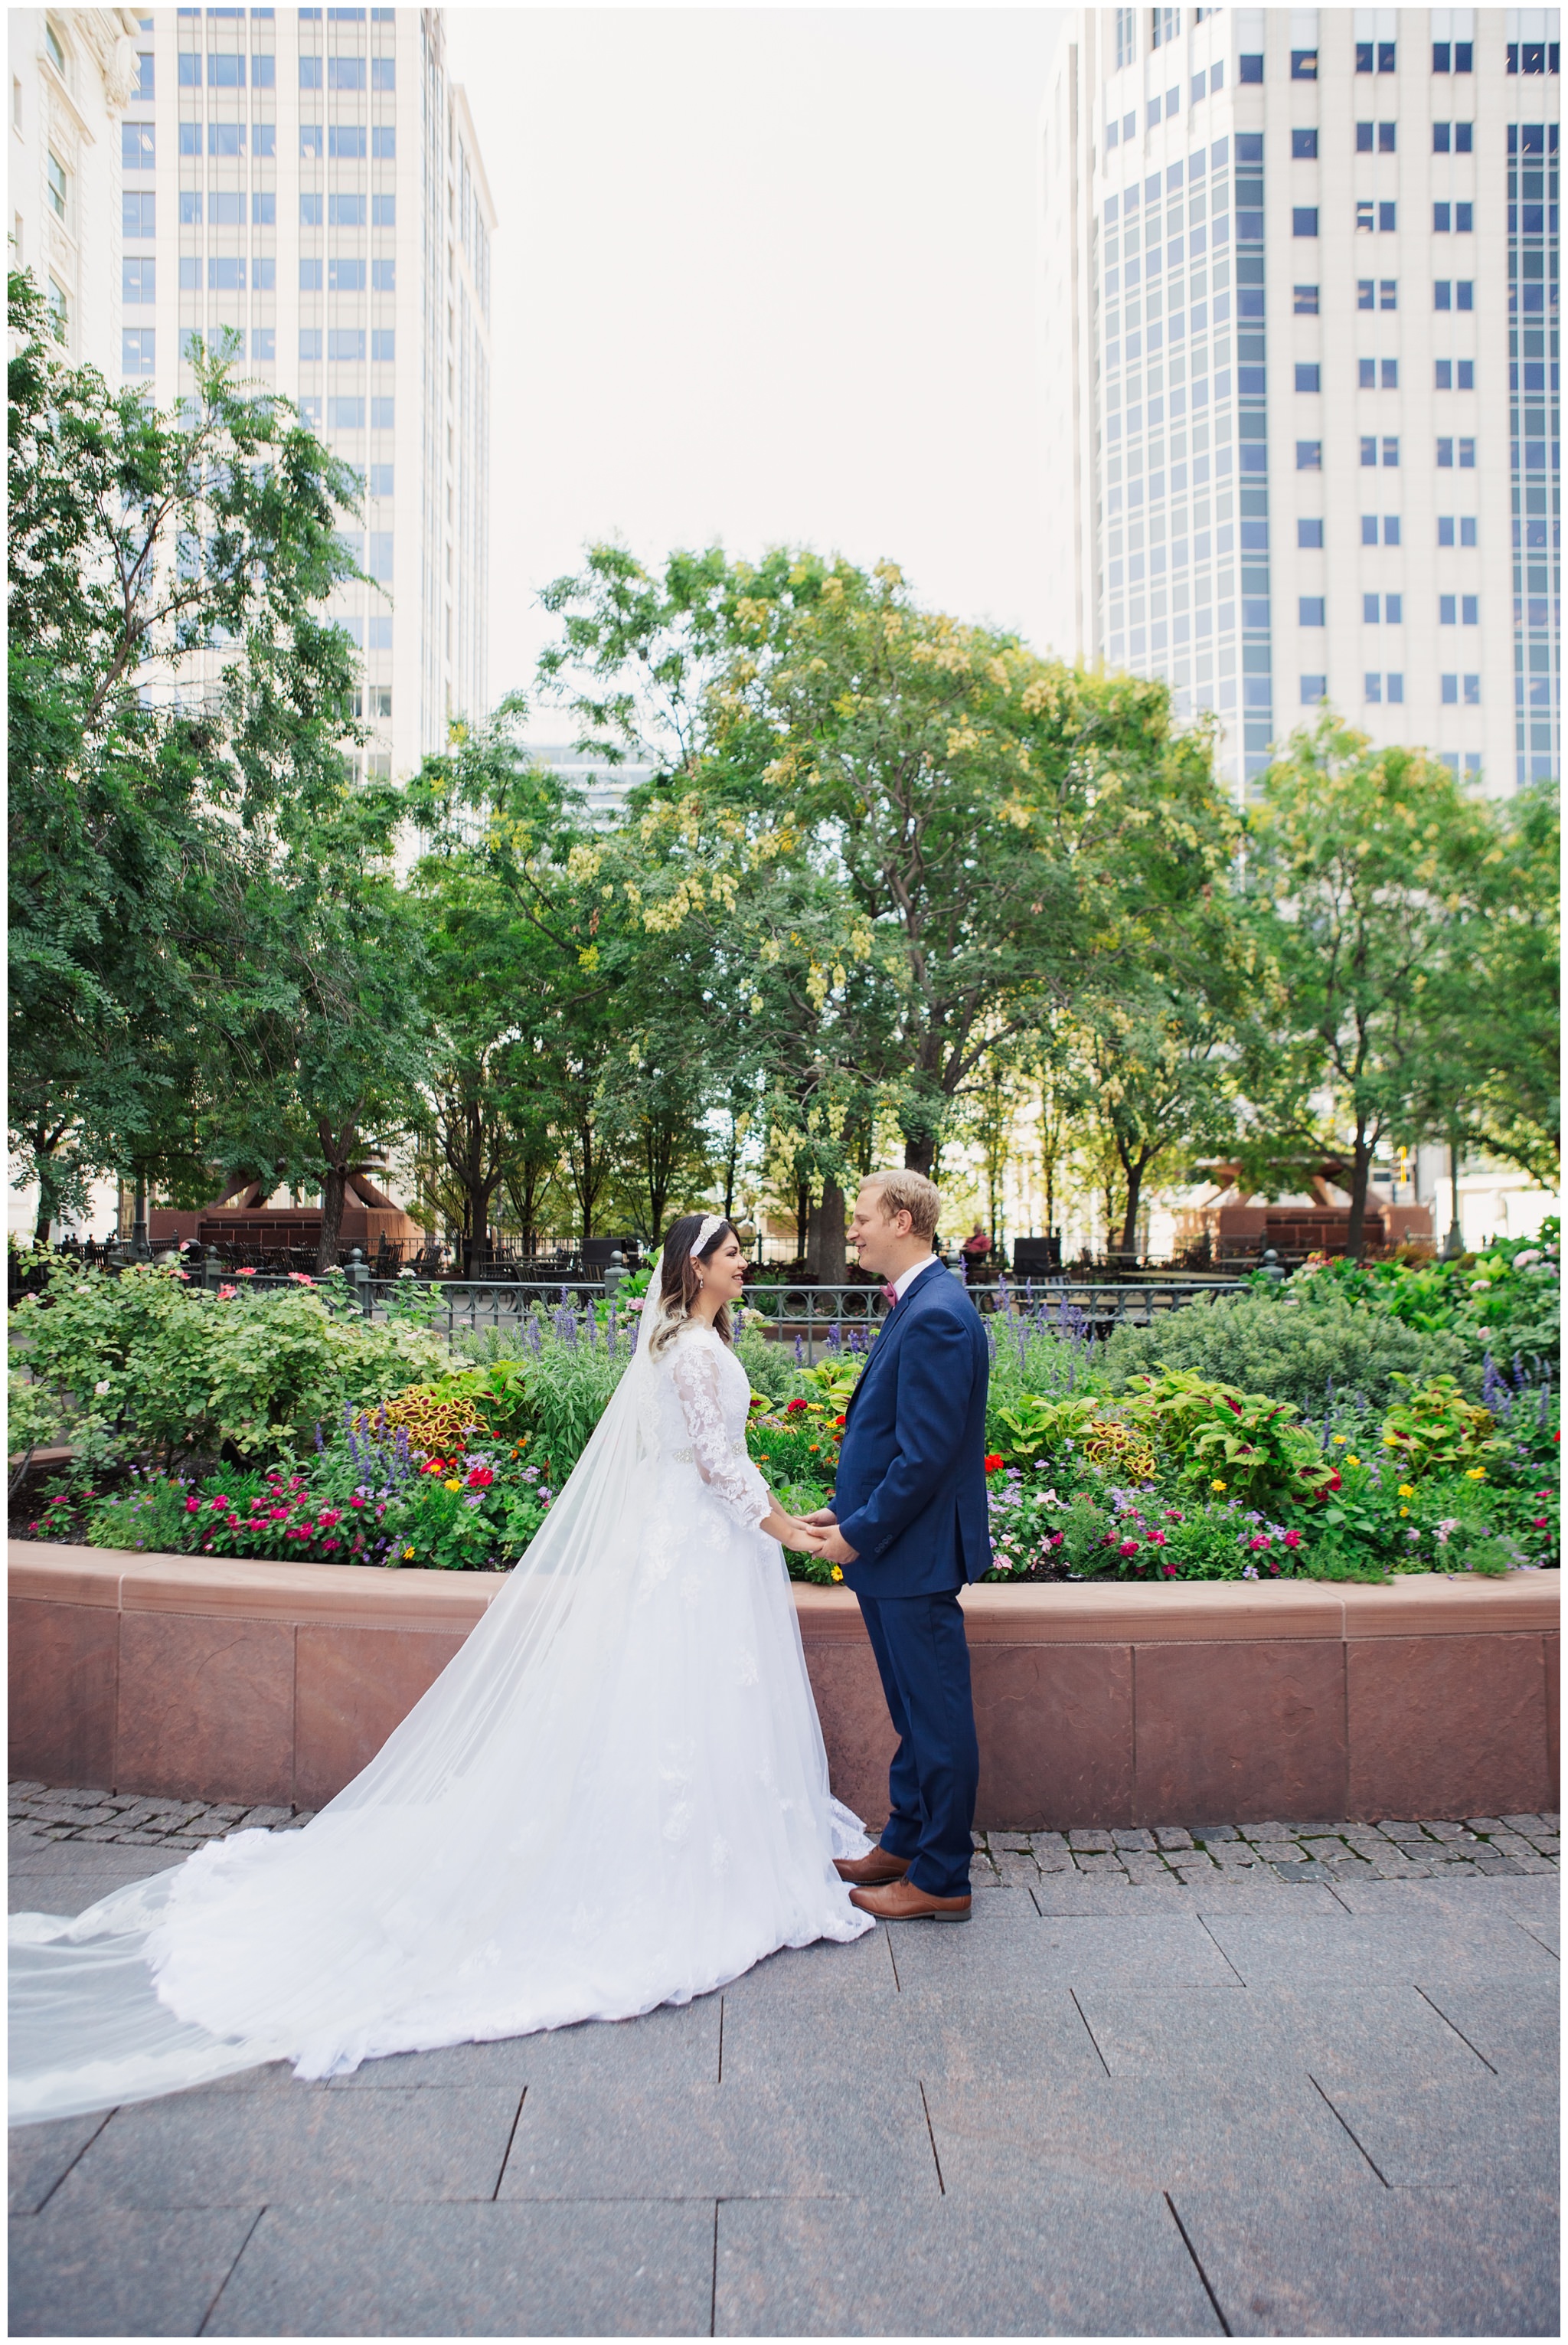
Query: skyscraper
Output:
[[109, 3, 494, 783], [1040, 7, 1560, 797]]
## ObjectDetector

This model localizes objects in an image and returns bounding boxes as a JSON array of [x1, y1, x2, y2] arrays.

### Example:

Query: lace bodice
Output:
[[652, 1325, 770, 1529]]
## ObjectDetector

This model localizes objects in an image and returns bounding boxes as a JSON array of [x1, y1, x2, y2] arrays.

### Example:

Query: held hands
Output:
[[799, 1507, 859, 1568], [763, 1508, 831, 1556]]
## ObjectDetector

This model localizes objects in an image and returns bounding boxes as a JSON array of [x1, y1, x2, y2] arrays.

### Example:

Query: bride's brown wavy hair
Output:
[[648, 1214, 738, 1359]]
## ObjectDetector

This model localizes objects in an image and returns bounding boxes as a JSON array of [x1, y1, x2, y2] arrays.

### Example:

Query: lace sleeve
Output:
[[668, 1337, 771, 1529]]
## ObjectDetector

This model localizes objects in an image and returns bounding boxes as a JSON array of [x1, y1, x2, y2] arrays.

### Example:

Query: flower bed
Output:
[[9, 1238, 1560, 1586]]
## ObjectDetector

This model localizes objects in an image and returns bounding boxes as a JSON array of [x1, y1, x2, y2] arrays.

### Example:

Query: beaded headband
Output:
[[692, 1214, 725, 1257]]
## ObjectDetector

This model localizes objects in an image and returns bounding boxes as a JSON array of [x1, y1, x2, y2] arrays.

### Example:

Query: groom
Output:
[[806, 1171, 991, 1921]]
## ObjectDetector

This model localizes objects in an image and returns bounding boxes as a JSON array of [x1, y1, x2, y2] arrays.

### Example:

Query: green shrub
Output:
[[1102, 1288, 1472, 1415], [733, 1318, 802, 1402]]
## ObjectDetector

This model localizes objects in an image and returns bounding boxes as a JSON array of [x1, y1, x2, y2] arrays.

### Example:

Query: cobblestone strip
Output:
[[9, 1784, 1559, 1882], [8, 1784, 317, 1846], [969, 1814, 1559, 1888]]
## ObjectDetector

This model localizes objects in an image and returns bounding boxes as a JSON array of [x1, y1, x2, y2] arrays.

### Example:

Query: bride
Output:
[[10, 1215, 873, 2124]]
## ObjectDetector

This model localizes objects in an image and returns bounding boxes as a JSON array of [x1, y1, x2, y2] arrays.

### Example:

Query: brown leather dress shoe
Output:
[[848, 1878, 972, 1923], [834, 1846, 910, 1887]]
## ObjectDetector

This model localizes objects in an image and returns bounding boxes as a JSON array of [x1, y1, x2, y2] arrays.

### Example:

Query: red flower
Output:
[[785, 1398, 808, 1415], [984, 1454, 1004, 1473], [1118, 1538, 1139, 1556], [317, 1509, 341, 1527], [466, 1465, 495, 1488], [185, 1496, 201, 1513], [833, 1414, 847, 1428], [1282, 1529, 1303, 1549], [1325, 1470, 1342, 1492]]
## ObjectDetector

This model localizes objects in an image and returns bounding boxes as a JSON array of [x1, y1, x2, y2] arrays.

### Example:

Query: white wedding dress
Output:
[[9, 1320, 871, 2124]]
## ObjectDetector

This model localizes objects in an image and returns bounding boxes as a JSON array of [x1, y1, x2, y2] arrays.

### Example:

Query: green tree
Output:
[[8, 275, 365, 1234], [1247, 718, 1490, 1258]]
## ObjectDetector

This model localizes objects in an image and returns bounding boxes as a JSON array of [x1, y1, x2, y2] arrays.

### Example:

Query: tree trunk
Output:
[[817, 1179, 846, 1283], [795, 1176, 812, 1264], [318, 1163, 349, 1271], [903, 1131, 936, 1178], [1343, 1125, 1375, 1261], [1118, 1157, 1147, 1257]]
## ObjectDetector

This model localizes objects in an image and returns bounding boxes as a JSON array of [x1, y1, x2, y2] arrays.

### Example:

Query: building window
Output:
[[371, 329, 394, 361], [1300, 597, 1326, 625], [1432, 41, 1474, 72], [45, 151, 67, 219], [208, 122, 244, 155], [252, 52, 275, 87], [1115, 6, 1135, 70], [1292, 49, 1318, 79], [1435, 360, 1475, 390], [179, 191, 202, 224], [371, 55, 394, 88], [1383, 436, 1400, 466], [1433, 201, 1475, 232], [299, 53, 322, 87], [47, 277, 67, 339], [178, 121, 199, 154], [178, 52, 200, 86], [1292, 129, 1318, 159], [1438, 516, 1478, 547], [1293, 208, 1319, 237], [371, 395, 394, 428], [328, 257, 366, 291], [1295, 365, 1321, 393], [1463, 674, 1480, 703], [1433, 122, 1475, 152], [1507, 41, 1560, 73], [371, 125, 395, 158], [207, 52, 244, 85], [122, 121, 155, 170], [1301, 675, 1327, 703], [301, 123, 323, 155], [1355, 41, 1397, 73], [252, 326, 276, 361], [1239, 51, 1263, 83], [1364, 672, 1382, 701], [299, 329, 323, 361], [1433, 280, 1475, 310], [328, 396, 366, 428], [1294, 284, 1320, 314], [178, 255, 200, 289], [1356, 121, 1396, 152], [371, 258, 395, 290], [1441, 672, 1459, 702], [208, 257, 245, 291], [1462, 595, 1478, 624], [368, 616, 392, 649], [371, 194, 395, 226], [301, 193, 323, 225], [1298, 518, 1325, 548], [328, 55, 365, 89], [368, 463, 394, 496], [122, 327, 155, 375], [328, 123, 366, 157], [210, 192, 243, 225], [123, 191, 155, 237], [122, 256, 155, 303], [328, 328, 365, 361], [253, 191, 276, 225], [1355, 200, 1397, 232], [328, 195, 366, 227], [254, 258, 276, 291], [368, 531, 394, 578], [300, 258, 323, 289], [44, 22, 64, 73]]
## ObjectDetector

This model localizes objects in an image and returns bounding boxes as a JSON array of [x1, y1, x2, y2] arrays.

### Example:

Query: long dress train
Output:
[[9, 1321, 871, 2124]]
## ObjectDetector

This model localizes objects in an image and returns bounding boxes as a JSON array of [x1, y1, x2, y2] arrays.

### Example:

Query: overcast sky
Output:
[[443, 5, 1065, 738]]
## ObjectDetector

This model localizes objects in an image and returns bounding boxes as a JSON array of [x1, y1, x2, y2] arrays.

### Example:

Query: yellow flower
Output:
[[445, 1477, 462, 1492], [403, 1545, 415, 1559], [1465, 1467, 1488, 1480], [1347, 1456, 1361, 1467], [1400, 1506, 1410, 1517], [1398, 1484, 1415, 1498], [1383, 1434, 1400, 1447], [1332, 1434, 1348, 1444], [1210, 1478, 1227, 1492], [830, 1564, 844, 1582]]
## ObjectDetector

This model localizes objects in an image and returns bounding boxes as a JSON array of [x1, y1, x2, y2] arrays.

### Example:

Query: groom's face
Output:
[[849, 1188, 911, 1276]]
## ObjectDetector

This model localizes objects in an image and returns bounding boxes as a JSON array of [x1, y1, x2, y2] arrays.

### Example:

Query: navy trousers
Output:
[[857, 1590, 980, 1899]]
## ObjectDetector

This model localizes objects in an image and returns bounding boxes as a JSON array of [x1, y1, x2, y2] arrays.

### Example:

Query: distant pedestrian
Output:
[[960, 1221, 991, 1282]]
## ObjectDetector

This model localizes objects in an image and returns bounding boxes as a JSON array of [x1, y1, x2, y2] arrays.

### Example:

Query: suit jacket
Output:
[[831, 1260, 993, 1600]]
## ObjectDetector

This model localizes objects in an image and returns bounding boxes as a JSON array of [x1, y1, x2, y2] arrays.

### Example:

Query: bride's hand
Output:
[[763, 1509, 829, 1555]]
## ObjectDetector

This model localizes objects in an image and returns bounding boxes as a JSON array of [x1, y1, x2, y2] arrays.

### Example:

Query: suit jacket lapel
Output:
[[842, 1264, 939, 1426]]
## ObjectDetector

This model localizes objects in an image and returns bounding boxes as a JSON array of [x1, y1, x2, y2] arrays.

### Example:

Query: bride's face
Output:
[[697, 1230, 747, 1304]]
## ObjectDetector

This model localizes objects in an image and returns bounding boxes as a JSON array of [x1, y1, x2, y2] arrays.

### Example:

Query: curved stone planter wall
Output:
[[9, 1543, 1559, 1827]]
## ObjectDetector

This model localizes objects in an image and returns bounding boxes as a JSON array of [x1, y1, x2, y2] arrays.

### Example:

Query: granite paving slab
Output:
[[714, 2185, 1223, 2337], [8, 2109, 113, 2216], [887, 1907, 1245, 1993], [9, 2203, 263, 2339], [1171, 2183, 1560, 2337], [1075, 1981, 1498, 2084], [1413, 1978, 1561, 2080], [718, 1982, 1106, 2088], [1203, 1908, 1562, 1984], [1312, 2072, 1562, 2190], [203, 2199, 715, 2338], [323, 1997, 723, 2093], [501, 2075, 940, 2204], [927, 2071, 1376, 2197], [52, 2083, 524, 2209]]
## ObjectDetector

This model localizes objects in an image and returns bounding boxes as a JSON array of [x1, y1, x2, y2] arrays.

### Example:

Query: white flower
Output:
[[1512, 1248, 1542, 1269], [1468, 1278, 1491, 1291], [93, 1379, 111, 1396]]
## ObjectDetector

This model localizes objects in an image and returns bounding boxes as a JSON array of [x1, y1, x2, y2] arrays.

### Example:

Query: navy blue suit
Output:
[[832, 1259, 991, 1897]]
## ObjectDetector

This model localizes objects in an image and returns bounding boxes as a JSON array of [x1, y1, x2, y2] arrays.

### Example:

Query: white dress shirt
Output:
[[890, 1254, 943, 1303]]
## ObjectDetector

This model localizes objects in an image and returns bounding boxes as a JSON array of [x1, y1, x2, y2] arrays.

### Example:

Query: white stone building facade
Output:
[[83, 2, 494, 786], [9, 10, 144, 372], [1040, 5, 1560, 797]]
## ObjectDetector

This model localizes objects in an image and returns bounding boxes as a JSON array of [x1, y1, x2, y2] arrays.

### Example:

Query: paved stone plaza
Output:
[[8, 1790, 1560, 2338]]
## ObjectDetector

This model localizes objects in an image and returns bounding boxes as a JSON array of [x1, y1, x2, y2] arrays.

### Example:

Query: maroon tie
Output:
[[880, 1283, 899, 1309]]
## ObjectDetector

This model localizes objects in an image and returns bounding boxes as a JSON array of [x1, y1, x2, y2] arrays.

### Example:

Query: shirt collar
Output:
[[891, 1254, 942, 1302]]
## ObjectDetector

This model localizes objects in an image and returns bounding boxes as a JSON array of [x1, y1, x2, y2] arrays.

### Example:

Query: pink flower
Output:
[[1118, 1538, 1139, 1557], [211, 1495, 230, 1509], [268, 1508, 288, 1520], [1147, 1529, 1167, 1547], [1247, 1534, 1272, 1551], [1282, 1529, 1302, 1549], [349, 1495, 365, 1509], [322, 1539, 340, 1551], [185, 1497, 201, 1513], [237, 1266, 256, 1277], [286, 1271, 316, 1287], [217, 1284, 237, 1300], [317, 1509, 341, 1527]]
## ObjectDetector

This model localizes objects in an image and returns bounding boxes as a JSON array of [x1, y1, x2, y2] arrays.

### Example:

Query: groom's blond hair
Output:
[[859, 1171, 942, 1242]]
